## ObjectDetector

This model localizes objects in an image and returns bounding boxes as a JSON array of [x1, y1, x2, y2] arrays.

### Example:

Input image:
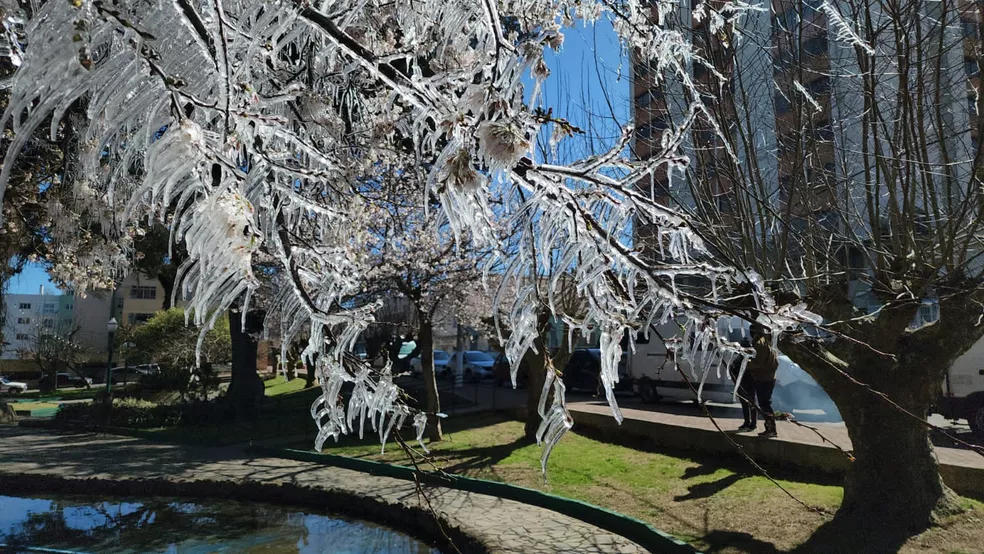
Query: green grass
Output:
[[314, 415, 844, 552], [10, 401, 60, 412], [263, 377, 310, 397], [20, 388, 101, 402]]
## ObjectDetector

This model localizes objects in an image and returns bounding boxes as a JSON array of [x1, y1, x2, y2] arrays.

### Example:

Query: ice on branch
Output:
[[0, 0, 819, 473]]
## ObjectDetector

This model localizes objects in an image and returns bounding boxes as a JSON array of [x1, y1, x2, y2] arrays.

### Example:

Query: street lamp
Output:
[[105, 317, 118, 402]]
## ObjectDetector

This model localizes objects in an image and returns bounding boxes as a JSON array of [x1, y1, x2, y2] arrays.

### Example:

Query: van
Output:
[[626, 317, 839, 416], [938, 339, 984, 437]]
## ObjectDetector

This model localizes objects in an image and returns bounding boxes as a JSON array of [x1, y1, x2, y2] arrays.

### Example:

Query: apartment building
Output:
[[1, 288, 73, 359], [631, 0, 975, 238]]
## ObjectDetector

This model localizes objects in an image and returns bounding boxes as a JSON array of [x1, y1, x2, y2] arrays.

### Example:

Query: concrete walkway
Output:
[[0, 426, 647, 554]]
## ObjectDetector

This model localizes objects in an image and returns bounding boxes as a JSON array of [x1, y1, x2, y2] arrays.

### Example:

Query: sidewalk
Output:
[[0, 425, 647, 554], [565, 398, 984, 498]]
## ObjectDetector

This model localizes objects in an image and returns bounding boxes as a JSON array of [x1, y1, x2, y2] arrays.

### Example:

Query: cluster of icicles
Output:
[[0, 0, 822, 471]]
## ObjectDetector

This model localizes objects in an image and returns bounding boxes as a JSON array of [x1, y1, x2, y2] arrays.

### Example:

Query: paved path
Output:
[[567, 398, 984, 470], [0, 426, 647, 554]]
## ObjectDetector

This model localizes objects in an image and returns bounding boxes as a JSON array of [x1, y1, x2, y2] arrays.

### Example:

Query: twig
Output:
[[394, 431, 463, 554]]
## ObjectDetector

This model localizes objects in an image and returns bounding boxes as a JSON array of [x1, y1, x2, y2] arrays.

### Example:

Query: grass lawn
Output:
[[307, 413, 984, 554], [20, 388, 101, 402], [10, 401, 60, 412], [263, 377, 310, 397]]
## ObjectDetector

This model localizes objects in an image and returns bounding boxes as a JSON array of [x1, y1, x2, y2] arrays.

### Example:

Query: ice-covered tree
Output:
[[0, 0, 807, 467], [356, 169, 486, 441]]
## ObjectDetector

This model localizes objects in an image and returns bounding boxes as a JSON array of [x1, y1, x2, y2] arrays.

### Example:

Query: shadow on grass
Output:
[[439, 436, 531, 475], [674, 472, 750, 502], [699, 530, 780, 553]]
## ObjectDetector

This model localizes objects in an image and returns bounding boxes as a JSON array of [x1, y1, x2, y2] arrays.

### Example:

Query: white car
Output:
[[0, 377, 28, 395], [410, 350, 452, 377], [448, 351, 497, 383]]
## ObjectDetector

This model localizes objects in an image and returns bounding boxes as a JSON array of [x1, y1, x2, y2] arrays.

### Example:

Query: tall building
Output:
[[631, 0, 976, 251]]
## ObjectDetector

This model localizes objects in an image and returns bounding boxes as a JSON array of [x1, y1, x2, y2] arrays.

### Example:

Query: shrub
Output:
[[54, 398, 205, 429]]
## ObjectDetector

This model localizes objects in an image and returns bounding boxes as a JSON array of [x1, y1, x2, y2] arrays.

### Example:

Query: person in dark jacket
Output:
[[747, 323, 779, 438], [728, 341, 757, 432]]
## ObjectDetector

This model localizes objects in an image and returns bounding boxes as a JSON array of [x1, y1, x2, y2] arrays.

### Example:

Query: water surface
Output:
[[0, 494, 440, 553]]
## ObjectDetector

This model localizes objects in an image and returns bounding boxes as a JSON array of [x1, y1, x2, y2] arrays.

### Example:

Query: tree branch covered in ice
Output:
[[0, 0, 814, 469]]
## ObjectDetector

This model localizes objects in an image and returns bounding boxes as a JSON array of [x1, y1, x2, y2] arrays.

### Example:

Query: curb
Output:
[[247, 445, 700, 554]]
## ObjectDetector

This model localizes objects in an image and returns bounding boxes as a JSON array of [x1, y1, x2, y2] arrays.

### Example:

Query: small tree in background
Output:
[[129, 308, 231, 400]]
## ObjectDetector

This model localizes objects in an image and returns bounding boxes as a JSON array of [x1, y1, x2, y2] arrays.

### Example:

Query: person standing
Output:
[[729, 345, 757, 432], [747, 323, 779, 438]]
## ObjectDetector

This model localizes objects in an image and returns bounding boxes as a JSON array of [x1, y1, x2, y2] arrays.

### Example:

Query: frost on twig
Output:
[[0, 0, 821, 472]]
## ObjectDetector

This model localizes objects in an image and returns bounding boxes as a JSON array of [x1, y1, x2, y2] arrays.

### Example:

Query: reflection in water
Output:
[[0, 495, 440, 553]]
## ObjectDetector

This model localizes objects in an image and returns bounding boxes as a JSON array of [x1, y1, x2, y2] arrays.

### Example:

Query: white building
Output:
[[1, 287, 71, 360]]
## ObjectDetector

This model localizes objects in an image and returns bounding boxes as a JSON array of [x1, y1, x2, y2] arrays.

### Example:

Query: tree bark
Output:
[[0, 398, 16, 424], [786, 294, 981, 544], [227, 308, 266, 418], [417, 315, 442, 442]]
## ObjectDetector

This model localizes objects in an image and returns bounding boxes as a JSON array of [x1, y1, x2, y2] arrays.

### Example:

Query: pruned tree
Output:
[[633, 0, 984, 543]]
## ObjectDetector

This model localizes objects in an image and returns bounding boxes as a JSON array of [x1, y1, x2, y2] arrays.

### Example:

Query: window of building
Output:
[[693, 61, 709, 80], [42, 319, 54, 329], [779, 175, 792, 201], [775, 92, 791, 114], [130, 285, 157, 300], [42, 303, 58, 315], [802, 34, 828, 57], [806, 76, 831, 97], [803, 0, 823, 17], [18, 303, 30, 310], [15, 333, 29, 341], [966, 58, 980, 76], [128, 313, 155, 325], [635, 88, 663, 108], [812, 121, 834, 142], [963, 20, 978, 39], [17, 317, 30, 325]]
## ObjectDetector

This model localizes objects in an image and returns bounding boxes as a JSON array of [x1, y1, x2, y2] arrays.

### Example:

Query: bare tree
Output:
[[634, 0, 984, 543]]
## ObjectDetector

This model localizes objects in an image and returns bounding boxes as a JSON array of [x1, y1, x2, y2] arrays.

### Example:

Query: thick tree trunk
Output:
[[417, 317, 442, 442], [227, 308, 266, 417], [786, 295, 980, 547], [838, 390, 959, 529]]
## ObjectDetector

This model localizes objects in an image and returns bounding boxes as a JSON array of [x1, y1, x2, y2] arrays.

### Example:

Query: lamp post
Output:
[[105, 317, 118, 402]]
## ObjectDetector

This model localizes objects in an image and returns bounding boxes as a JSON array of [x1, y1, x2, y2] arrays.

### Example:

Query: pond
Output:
[[0, 494, 441, 553]]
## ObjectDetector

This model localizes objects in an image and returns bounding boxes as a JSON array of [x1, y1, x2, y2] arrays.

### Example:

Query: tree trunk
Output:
[[227, 308, 266, 418], [0, 398, 16, 424], [305, 356, 316, 387], [838, 386, 959, 530], [786, 296, 980, 548], [418, 316, 442, 442]]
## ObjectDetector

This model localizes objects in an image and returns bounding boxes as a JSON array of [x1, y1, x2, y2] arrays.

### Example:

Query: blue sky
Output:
[[8, 17, 628, 296]]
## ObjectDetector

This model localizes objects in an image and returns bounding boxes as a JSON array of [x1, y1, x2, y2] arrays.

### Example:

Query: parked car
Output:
[[134, 363, 161, 374], [562, 348, 631, 393], [110, 366, 153, 384], [410, 350, 452, 378], [0, 376, 28, 395], [448, 351, 497, 383], [493, 353, 529, 388], [38, 373, 93, 391]]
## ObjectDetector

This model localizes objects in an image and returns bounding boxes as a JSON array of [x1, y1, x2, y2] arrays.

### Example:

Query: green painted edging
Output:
[[248, 445, 700, 554]]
